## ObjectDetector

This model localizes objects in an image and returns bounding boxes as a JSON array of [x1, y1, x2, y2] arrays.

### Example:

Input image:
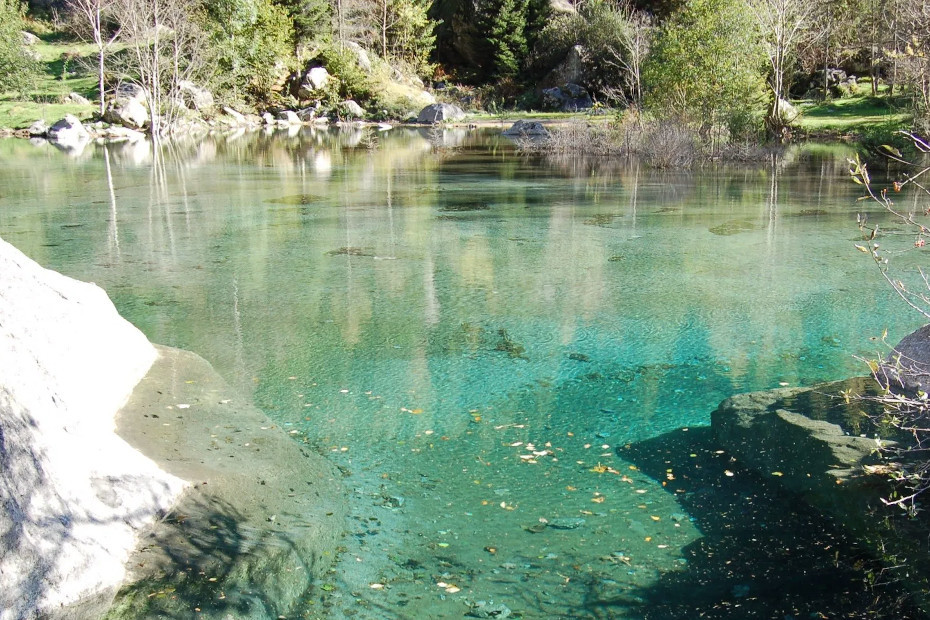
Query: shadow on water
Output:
[[105, 493, 323, 620], [583, 427, 921, 619]]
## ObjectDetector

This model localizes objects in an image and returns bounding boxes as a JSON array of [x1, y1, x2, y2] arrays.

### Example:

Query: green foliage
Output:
[[318, 44, 373, 102], [275, 0, 331, 54], [0, 0, 40, 94], [531, 0, 639, 102], [481, 0, 529, 78], [384, 0, 437, 77], [643, 0, 767, 137], [206, 0, 295, 102]]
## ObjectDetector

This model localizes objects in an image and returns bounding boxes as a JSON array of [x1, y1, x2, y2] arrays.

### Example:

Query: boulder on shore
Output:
[[502, 120, 550, 139], [47, 114, 90, 151], [339, 99, 365, 120], [0, 237, 348, 620], [879, 323, 930, 395], [417, 103, 465, 124], [104, 84, 148, 130], [177, 80, 214, 112], [542, 83, 593, 112], [0, 236, 184, 620]]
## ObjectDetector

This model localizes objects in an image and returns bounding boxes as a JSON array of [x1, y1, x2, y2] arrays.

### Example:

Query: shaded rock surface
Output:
[[712, 376, 930, 612], [880, 323, 930, 395], [107, 346, 347, 620], [542, 83, 592, 111], [0, 236, 184, 620]]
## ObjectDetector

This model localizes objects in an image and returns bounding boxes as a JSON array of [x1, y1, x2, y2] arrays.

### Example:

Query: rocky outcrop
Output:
[[0, 238, 348, 620], [0, 237, 185, 620], [417, 103, 465, 124]]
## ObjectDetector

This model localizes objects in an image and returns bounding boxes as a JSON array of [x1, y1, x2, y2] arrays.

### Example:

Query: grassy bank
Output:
[[793, 80, 912, 141], [0, 34, 97, 129]]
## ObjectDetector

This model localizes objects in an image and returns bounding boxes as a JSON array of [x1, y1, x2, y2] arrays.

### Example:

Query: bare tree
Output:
[[67, 0, 121, 115], [114, 0, 209, 136], [748, 0, 816, 136]]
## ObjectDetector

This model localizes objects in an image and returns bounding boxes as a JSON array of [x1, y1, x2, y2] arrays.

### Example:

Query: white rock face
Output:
[[0, 238, 187, 620]]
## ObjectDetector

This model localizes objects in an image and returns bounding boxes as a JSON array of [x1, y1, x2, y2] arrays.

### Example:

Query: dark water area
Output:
[[0, 128, 926, 618]]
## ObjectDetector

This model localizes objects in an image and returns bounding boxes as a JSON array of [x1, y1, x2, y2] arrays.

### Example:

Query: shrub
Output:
[[0, 0, 39, 94]]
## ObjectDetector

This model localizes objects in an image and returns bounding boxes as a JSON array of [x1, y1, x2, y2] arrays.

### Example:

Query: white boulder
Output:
[[47, 115, 90, 151], [0, 238, 186, 620]]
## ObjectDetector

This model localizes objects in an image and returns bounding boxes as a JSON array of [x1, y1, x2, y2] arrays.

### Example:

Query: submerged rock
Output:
[[547, 517, 586, 530], [468, 600, 512, 618], [109, 347, 347, 620]]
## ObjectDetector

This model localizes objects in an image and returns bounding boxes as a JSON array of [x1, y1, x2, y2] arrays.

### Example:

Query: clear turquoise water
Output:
[[0, 130, 923, 618]]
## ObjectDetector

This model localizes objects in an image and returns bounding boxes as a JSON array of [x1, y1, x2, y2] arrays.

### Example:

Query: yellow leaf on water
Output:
[[410, 408, 423, 414]]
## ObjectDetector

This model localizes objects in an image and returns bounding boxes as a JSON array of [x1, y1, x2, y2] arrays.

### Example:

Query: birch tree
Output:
[[748, 0, 816, 136], [67, 0, 120, 115]]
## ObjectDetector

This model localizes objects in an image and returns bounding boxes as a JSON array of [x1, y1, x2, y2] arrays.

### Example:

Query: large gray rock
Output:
[[339, 99, 366, 119], [542, 83, 593, 112], [344, 41, 372, 72], [177, 80, 214, 111], [47, 114, 90, 151], [880, 324, 930, 394], [417, 103, 465, 124], [0, 237, 186, 620], [104, 84, 149, 130], [502, 120, 550, 139]]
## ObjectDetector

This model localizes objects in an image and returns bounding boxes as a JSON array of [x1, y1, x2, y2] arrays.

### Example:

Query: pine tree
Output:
[[483, 0, 529, 78]]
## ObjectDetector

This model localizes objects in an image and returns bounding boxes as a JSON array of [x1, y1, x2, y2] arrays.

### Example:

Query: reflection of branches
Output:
[[849, 135, 930, 515]]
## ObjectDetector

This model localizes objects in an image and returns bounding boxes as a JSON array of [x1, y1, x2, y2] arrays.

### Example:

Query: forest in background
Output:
[[0, 0, 928, 141]]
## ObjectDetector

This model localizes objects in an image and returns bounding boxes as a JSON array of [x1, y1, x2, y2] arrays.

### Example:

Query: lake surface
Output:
[[0, 128, 924, 618]]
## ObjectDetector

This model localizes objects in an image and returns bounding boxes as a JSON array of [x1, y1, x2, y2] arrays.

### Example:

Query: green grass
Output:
[[0, 37, 98, 129], [794, 80, 912, 136]]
